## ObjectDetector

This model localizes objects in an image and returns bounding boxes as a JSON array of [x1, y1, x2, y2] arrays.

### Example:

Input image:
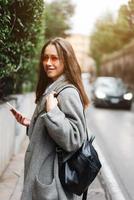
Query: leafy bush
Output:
[[0, 0, 45, 96]]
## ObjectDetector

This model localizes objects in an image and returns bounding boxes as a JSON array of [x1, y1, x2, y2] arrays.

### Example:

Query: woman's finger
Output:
[[49, 91, 58, 99], [10, 109, 23, 123], [20, 117, 25, 124], [10, 109, 17, 116], [17, 114, 23, 122], [10, 109, 30, 126], [51, 91, 57, 96]]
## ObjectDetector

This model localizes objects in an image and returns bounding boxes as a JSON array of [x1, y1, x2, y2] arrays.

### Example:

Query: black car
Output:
[[91, 77, 133, 109]]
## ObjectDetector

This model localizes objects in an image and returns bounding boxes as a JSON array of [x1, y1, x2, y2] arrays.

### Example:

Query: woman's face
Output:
[[43, 44, 64, 81]]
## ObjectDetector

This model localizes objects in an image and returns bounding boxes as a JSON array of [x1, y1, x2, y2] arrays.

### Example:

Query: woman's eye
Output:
[[43, 56, 48, 61], [43, 55, 59, 63], [51, 56, 58, 62]]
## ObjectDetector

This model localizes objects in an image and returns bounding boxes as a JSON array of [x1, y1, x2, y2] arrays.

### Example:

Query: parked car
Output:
[[91, 77, 133, 110]]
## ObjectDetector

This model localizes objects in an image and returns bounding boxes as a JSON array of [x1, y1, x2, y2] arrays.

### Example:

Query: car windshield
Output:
[[94, 77, 127, 95]]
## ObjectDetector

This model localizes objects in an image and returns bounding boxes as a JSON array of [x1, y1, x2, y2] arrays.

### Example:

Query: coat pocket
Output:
[[32, 175, 58, 200]]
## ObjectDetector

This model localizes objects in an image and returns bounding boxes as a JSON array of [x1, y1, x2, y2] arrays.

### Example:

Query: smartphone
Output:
[[6, 102, 19, 113]]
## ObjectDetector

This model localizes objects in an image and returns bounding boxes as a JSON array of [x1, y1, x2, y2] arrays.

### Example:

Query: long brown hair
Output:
[[35, 37, 89, 108]]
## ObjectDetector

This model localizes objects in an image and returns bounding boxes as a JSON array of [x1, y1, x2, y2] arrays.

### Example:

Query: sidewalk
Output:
[[0, 138, 107, 200]]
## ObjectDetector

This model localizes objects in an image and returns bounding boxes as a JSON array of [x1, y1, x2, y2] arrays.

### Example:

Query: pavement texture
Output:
[[0, 137, 108, 200]]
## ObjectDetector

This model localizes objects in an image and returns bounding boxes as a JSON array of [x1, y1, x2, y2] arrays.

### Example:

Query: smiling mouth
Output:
[[46, 68, 56, 74], [47, 67, 55, 70], [47, 68, 55, 72]]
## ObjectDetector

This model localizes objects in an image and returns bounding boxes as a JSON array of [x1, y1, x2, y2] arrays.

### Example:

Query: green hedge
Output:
[[0, 0, 45, 96]]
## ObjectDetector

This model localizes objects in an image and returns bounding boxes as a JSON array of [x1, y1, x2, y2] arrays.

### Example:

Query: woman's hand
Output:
[[10, 109, 30, 127], [46, 91, 58, 112]]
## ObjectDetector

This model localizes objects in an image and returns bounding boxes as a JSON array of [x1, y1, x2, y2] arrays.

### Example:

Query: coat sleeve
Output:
[[41, 88, 87, 152]]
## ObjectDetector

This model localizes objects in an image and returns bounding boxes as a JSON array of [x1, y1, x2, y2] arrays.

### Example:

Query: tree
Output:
[[126, 0, 134, 28], [115, 3, 134, 45], [44, 0, 75, 40], [90, 13, 119, 68], [90, 0, 134, 70], [0, 0, 45, 97]]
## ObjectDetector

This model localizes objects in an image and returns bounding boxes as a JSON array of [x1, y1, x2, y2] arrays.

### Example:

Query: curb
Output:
[[94, 142, 126, 200]]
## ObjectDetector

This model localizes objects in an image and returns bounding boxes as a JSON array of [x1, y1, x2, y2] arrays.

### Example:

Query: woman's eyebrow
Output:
[[44, 53, 58, 56]]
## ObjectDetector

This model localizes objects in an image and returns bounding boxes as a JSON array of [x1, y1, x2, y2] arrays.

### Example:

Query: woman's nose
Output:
[[46, 58, 52, 65]]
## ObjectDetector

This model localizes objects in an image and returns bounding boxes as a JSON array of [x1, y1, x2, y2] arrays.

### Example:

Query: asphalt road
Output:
[[83, 76, 134, 200]]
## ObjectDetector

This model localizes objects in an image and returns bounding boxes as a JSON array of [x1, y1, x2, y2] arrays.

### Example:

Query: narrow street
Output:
[[83, 75, 134, 200]]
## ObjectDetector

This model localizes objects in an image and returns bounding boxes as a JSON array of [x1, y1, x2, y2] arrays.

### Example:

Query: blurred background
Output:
[[0, 0, 134, 199], [1, 0, 134, 97]]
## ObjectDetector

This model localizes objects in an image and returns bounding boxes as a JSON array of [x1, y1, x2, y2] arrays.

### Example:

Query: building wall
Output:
[[66, 34, 96, 74], [101, 41, 134, 89]]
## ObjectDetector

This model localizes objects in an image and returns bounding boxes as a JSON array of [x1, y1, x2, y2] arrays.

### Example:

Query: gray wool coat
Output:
[[20, 75, 87, 200]]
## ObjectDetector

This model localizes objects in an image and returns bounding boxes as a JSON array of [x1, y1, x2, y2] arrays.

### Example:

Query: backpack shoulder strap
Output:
[[55, 84, 79, 97], [82, 189, 88, 200]]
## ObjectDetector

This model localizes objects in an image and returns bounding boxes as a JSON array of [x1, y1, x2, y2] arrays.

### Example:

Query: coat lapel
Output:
[[28, 75, 70, 138]]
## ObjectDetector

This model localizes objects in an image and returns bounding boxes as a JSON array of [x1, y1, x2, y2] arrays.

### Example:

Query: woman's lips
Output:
[[47, 69, 55, 72], [47, 67, 55, 70], [47, 67, 56, 73]]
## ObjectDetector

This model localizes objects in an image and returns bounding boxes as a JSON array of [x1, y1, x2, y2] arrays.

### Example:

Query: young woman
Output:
[[11, 37, 89, 200]]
